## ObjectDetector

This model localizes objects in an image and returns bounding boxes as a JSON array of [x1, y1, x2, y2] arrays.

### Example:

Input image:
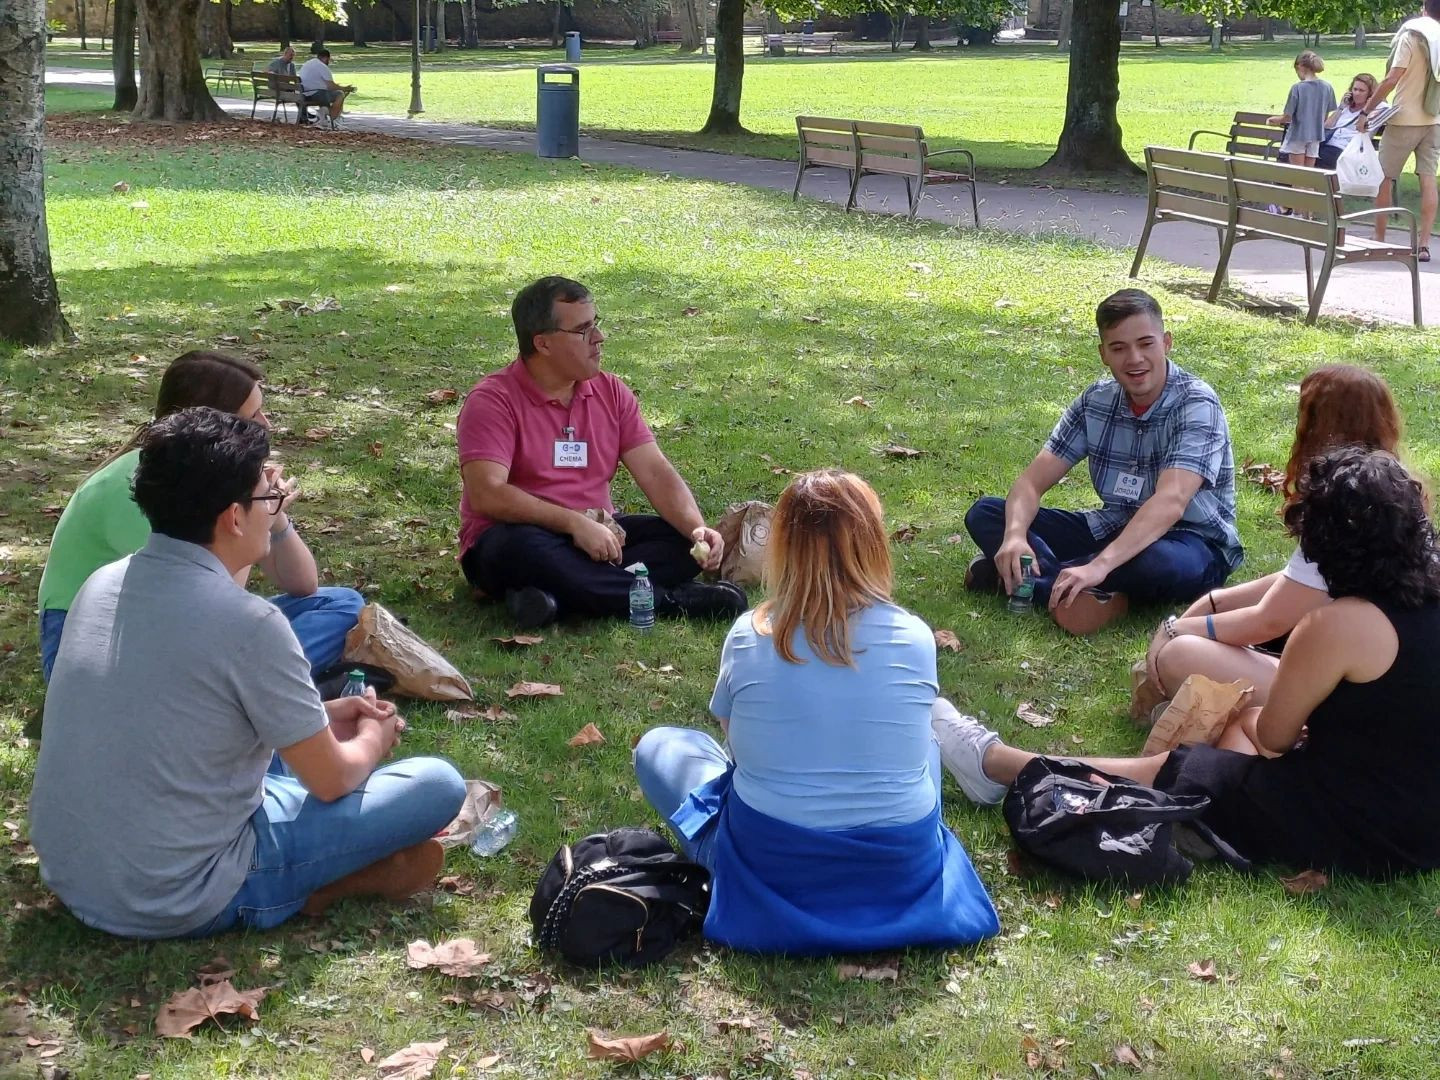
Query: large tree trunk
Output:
[[550, 0, 563, 46], [911, 14, 931, 49], [112, 0, 138, 110], [1056, 0, 1073, 50], [134, 0, 225, 121], [1354, 22, 1366, 48], [351, 0, 370, 45], [0, 0, 71, 345], [701, 0, 745, 134], [677, 0, 703, 52], [1043, 0, 1140, 173], [278, 0, 293, 48], [1208, 21, 1221, 51], [196, 1, 233, 58], [1261, 15, 1273, 41], [456, 0, 472, 47]]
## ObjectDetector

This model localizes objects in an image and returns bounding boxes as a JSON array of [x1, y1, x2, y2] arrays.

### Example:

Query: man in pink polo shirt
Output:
[[456, 276, 746, 629]]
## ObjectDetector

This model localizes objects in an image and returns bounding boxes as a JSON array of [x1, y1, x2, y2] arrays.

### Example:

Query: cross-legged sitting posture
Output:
[[30, 408, 466, 939], [964, 289, 1243, 634], [939, 448, 1440, 879], [456, 275, 746, 629], [37, 351, 363, 684], [634, 470, 999, 954], [1145, 365, 1403, 707]]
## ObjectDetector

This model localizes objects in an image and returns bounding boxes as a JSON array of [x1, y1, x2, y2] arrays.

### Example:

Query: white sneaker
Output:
[[329, 117, 344, 131], [931, 698, 1008, 806]]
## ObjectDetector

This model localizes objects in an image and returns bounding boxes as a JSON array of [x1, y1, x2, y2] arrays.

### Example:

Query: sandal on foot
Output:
[[1419, 246, 1431, 263]]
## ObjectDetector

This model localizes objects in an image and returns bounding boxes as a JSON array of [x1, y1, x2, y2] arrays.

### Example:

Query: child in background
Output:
[[1270, 50, 1337, 168]]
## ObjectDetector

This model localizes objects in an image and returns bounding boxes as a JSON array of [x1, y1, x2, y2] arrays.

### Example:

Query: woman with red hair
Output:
[[1145, 364, 1404, 708]]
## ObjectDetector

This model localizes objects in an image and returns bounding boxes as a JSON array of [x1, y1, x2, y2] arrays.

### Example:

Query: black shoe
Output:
[[667, 580, 747, 620], [964, 555, 1000, 594], [505, 586, 558, 629]]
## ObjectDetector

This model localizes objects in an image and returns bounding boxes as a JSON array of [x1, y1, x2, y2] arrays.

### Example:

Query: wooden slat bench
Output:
[[762, 32, 838, 54], [1131, 145, 1420, 326], [207, 61, 254, 96], [654, 29, 682, 43], [1188, 111, 1288, 160], [250, 72, 329, 127], [792, 116, 980, 226]]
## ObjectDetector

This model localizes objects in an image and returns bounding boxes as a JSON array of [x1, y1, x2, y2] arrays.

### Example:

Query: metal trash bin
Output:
[[564, 30, 581, 61], [536, 65, 580, 158]]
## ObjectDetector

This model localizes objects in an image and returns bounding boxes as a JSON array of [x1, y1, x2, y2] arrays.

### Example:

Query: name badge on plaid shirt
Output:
[[1112, 471, 1145, 502]]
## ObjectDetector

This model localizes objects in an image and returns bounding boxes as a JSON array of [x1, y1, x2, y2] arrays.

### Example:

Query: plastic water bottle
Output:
[[629, 564, 655, 632], [1007, 555, 1035, 614], [470, 808, 518, 856], [340, 669, 368, 697]]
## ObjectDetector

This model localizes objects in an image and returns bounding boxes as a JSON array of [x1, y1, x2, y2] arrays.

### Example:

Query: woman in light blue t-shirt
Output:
[[633, 470, 997, 955]]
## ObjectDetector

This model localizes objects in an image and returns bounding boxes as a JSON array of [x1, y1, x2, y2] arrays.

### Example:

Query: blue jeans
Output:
[[190, 756, 466, 936], [964, 496, 1230, 606], [633, 726, 943, 873], [40, 587, 362, 684]]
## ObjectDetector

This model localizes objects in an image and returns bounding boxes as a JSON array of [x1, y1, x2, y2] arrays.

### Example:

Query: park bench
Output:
[[250, 72, 333, 128], [762, 32, 839, 54], [207, 61, 254, 96], [1131, 145, 1420, 327], [792, 116, 980, 226], [1188, 111, 1287, 160], [654, 29, 682, 43]]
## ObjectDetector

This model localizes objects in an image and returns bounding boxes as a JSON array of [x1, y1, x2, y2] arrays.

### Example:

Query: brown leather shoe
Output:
[[302, 838, 445, 917], [1051, 589, 1129, 635]]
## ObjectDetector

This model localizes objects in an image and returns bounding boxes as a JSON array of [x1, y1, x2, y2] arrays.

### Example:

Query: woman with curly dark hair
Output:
[[934, 447, 1440, 877]]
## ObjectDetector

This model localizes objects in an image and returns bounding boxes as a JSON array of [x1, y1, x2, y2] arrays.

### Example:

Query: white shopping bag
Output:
[[1336, 133, 1383, 198]]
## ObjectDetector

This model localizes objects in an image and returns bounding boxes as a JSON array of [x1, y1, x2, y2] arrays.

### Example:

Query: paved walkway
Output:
[[48, 65, 1435, 327]]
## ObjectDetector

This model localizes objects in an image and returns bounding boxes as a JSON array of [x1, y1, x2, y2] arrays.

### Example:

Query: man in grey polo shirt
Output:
[[30, 408, 465, 939]]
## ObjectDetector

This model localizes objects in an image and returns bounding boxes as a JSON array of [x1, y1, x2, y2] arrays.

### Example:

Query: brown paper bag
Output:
[[342, 603, 473, 702], [435, 779, 502, 849], [1130, 657, 1169, 729], [1142, 674, 1253, 756], [582, 508, 627, 545], [715, 500, 772, 587]]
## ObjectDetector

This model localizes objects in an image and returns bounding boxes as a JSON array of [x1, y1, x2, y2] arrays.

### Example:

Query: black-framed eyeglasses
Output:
[[552, 316, 603, 340], [243, 490, 286, 516]]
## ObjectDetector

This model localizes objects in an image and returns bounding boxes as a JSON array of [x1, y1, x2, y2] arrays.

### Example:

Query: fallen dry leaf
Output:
[[1016, 701, 1056, 727], [585, 1028, 672, 1063], [475, 1053, 502, 1070], [492, 634, 544, 648], [1279, 869, 1329, 895], [836, 963, 898, 982], [845, 395, 872, 408], [376, 1038, 447, 1079], [1187, 959, 1218, 982], [716, 1017, 755, 1033], [406, 938, 492, 977], [368, 441, 384, 458], [801, 314, 822, 324], [480, 705, 516, 722], [681, 306, 701, 316], [1113, 1043, 1143, 1069], [360, 1047, 376, 1064], [303, 426, 334, 441], [112, 180, 129, 192], [934, 629, 964, 653], [506, 681, 563, 699], [424, 388, 459, 404], [891, 524, 919, 543], [155, 980, 267, 1039], [1242, 457, 1286, 494], [194, 958, 234, 986], [877, 443, 923, 458], [567, 722, 606, 747]]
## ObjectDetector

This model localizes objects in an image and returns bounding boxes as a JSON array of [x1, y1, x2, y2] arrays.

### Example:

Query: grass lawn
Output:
[[3, 120, 1440, 1078]]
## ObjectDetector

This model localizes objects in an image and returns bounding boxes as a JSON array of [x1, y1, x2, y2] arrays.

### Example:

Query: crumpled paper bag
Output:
[[715, 500, 772, 587], [342, 603, 473, 702], [583, 508, 627, 545], [1130, 657, 1169, 728], [436, 779, 502, 849], [1143, 673, 1253, 756]]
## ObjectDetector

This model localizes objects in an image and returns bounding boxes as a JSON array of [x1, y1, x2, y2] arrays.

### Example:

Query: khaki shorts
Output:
[[1378, 123, 1440, 179]]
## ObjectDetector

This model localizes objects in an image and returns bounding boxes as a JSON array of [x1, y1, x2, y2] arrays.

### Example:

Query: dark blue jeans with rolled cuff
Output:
[[963, 496, 1231, 607]]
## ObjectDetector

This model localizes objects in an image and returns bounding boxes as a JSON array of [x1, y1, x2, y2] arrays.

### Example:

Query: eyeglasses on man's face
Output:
[[242, 490, 287, 516], [551, 315, 603, 341]]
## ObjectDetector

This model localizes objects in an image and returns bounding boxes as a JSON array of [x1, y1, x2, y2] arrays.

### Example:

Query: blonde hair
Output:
[[754, 470, 893, 666], [1296, 50, 1324, 74]]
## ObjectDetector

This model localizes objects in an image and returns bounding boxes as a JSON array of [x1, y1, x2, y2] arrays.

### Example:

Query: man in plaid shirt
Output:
[[964, 289, 1242, 635]]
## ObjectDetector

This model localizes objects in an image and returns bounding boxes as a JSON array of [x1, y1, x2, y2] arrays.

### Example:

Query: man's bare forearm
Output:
[[469, 481, 584, 536]]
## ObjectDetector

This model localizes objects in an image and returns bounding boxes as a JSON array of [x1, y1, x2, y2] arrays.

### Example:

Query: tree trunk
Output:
[[1151, 0, 1160, 47], [677, 0, 702, 52], [112, 0, 138, 110], [278, 0, 291, 47], [196, 1, 233, 58], [134, 0, 225, 121], [431, 0, 445, 50], [701, 0, 746, 134], [766, 8, 784, 54], [77, 0, 89, 49], [222, 0, 232, 40], [1043, 0, 1140, 173], [1056, 0, 1073, 50], [351, 0, 369, 45], [1354, 22, 1365, 48], [912, 14, 931, 49], [1208, 21, 1221, 51], [0, 0, 71, 345], [1261, 15, 1273, 41], [550, 0, 562, 46]]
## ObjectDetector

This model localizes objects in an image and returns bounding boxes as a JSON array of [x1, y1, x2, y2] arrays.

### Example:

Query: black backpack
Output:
[[529, 828, 710, 968], [1003, 757, 1250, 885]]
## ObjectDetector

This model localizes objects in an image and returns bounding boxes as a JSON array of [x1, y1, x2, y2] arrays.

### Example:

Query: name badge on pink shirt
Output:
[[554, 440, 589, 469]]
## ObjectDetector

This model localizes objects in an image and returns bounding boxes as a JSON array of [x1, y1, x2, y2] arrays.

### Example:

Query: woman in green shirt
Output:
[[39, 351, 363, 682]]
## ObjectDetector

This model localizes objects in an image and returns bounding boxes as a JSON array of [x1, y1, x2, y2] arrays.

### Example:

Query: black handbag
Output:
[[1003, 757, 1249, 885], [529, 827, 710, 968]]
